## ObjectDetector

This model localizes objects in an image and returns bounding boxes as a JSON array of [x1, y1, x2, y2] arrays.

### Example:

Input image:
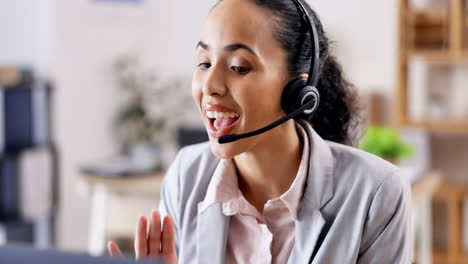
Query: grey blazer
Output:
[[159, 121, 413, 264]]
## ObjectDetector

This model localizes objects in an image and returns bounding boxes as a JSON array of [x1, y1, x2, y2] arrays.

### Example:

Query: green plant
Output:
[[112, 53, 191, 154], [359, 126, 413, 161]]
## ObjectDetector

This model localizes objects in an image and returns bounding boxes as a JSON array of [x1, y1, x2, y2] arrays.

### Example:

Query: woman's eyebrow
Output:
[[196, 41, 209, 50], [225, 43, 257, 57], [196, 41, 257, 57]]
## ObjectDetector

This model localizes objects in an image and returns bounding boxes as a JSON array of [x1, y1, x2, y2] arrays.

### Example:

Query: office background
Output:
[[1, 0, 468, 263]]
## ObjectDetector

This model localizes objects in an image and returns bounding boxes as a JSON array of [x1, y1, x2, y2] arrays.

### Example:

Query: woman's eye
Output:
[[197, 63, 211, 71], [231, 66, 251, 75]]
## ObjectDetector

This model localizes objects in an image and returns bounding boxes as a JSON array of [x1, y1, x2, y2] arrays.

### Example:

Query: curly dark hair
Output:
[[215, 0, 364, 146]]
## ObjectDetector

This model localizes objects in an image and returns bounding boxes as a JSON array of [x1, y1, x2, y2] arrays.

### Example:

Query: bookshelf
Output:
[[0, 74, 59, 248], [396, 0, 468, 134], [397, 1, 468, 263]]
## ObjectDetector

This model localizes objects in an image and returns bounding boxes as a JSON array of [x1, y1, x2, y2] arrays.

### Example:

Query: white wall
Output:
[[53, 0, 213, 251], [0, 0, 54, 76], [51, 0, 398, 251], [311, 0, 399, 94]]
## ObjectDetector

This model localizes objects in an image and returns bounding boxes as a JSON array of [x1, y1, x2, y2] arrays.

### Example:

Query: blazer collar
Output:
[[196, 202, 230, 264], [298, 120, 334, 210], [288, 120, 334, 264], [196, 120, 334, 264]]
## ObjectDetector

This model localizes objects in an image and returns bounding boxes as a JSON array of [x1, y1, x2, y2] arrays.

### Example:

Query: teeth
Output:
[[206, 111, 240, 119]]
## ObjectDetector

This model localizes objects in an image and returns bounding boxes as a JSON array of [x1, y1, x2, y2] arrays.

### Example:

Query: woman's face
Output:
[[192, 0, 291, 159]]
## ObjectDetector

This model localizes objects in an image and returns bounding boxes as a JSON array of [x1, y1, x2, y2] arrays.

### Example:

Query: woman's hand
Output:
[[108, 210, 178, 264]]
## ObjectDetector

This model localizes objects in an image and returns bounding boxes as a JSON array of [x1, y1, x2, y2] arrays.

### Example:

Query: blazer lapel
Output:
[[196, 202, 230, 264], [288, 121, 334, 264], [288, 207, 326, 264]]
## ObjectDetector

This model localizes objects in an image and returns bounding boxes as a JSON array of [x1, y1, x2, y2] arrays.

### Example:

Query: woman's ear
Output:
[[285, 73, 309, 85], [285, 73, 308, 84], [297, 73, 308, 79]]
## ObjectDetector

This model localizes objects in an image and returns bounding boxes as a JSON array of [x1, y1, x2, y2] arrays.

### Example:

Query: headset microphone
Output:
[[219, 92, 319, 144], [218, 0, 321, 144]]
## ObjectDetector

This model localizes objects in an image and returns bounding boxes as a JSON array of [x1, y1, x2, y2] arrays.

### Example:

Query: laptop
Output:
[[0, 245, 163, 264]]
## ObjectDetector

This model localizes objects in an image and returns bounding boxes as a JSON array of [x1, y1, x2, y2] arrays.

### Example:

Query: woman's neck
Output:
[[233, 120, 303, 213]]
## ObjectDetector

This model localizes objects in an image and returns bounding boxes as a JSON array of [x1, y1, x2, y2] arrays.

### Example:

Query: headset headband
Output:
[[291, 0, 320, 87]]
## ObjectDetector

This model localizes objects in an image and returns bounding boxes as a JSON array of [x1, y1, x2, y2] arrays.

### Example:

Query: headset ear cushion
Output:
[[298, 85, 320, 115], [282, 78, 308, 114]]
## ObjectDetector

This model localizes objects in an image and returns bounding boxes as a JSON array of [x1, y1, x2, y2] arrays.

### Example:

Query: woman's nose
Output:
[[202, 66, 227, 97]]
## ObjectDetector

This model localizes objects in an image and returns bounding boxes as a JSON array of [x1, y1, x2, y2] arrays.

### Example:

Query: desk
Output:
[[79, 172, 164, 256]]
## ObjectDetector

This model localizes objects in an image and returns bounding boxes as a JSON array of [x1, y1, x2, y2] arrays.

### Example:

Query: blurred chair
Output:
[[411, 171, 442, 264], [177, 126, 208, 148]]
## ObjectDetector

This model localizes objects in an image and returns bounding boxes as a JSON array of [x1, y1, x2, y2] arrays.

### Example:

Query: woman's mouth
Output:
[[204, 104, 241, 139]]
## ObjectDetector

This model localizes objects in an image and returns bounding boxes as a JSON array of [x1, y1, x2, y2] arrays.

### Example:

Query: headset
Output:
[[218, 0, 321, 144]]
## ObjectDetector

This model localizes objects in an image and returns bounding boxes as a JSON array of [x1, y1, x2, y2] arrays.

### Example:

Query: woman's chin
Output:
[[209, 137, 242, 159]]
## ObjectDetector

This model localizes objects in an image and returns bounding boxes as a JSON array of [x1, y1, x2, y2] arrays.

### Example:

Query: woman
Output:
[[108, 0, 413, 263]]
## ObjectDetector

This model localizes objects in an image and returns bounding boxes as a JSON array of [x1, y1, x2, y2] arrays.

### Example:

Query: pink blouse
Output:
[[199, 124, 310, 263]]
